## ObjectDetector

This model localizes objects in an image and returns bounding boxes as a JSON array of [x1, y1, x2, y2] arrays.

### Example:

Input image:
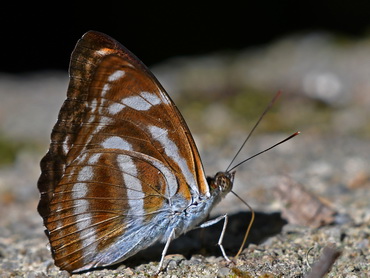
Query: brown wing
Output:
[[37, 31, 209, 272], [37, 31, 209, 218]]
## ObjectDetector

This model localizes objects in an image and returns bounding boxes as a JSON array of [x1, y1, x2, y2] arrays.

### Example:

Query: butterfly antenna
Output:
[[228, 131, 300, 172], [229, 131, 300, 256], [225, 91, 282, 172]]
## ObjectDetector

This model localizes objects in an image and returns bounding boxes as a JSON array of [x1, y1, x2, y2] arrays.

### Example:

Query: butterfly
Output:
[[37, 30, 298, 274], [37, 30, 239, 273]]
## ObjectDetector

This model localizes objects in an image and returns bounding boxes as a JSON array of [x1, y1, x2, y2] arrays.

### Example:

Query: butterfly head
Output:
[[207, 171, 235, 197]]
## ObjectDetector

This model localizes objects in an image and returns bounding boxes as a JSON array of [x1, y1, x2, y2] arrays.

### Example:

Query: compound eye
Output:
[[217, 175, 230, 191]]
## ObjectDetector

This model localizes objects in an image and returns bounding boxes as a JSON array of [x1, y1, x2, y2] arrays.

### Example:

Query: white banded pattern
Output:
[[108, 102, 126, 115], [148, 125, 200, 196], [72, 165, 97, 256], [121, 91, 161, 111], [108, 70, 125, 82], [116, 154, 144, 222], [88, 153, 101, 164], [101, 84, 110, 97], [105, 91, 163, 115], [101, 70, 125, 98], [101, 136, 133, 150]]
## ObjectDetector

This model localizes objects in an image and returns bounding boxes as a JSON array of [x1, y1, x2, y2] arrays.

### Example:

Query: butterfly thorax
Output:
[[163, 172, 234, 239]]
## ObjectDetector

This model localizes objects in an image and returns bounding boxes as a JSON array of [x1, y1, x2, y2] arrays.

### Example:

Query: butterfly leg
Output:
[[156, 227, 176, 274], [198, 214, 231, 262]]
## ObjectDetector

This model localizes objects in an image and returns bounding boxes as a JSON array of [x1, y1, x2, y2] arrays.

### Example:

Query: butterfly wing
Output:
[[37, 31, 210, 272]]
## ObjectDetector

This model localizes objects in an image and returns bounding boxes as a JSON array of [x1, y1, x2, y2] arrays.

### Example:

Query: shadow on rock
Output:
[[119, 211, 287, 269]]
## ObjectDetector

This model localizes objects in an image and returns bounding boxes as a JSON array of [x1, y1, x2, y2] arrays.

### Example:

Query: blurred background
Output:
[[0, 1, 369, 276]]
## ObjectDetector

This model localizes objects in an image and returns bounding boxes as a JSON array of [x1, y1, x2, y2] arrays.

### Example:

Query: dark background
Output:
[[2, 1, 370, 73]]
